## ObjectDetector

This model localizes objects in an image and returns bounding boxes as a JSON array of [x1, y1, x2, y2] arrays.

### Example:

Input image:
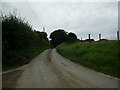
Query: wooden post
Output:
[[117, 31, 119, 41], [81, 38, 82, 40], [88, 34, 90, 40], [99, 34, 101, 41]]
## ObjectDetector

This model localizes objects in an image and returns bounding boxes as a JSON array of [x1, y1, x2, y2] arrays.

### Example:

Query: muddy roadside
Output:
[[2, 69, 24, 88]]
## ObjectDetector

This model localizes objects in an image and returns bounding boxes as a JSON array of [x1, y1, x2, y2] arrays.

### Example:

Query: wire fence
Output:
[[102, 31, 118, 40], [80, 31, 120, 41]]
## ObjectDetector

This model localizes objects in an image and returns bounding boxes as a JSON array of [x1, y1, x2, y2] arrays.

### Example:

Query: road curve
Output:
[[3, 49, 119, 88]]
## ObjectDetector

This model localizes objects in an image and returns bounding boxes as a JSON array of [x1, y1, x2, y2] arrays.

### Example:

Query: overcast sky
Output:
[[2, 0, 119, 40]]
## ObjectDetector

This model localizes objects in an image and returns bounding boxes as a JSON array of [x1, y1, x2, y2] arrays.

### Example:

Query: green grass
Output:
[[56, 40, 120, 78], [3, 46, 49, 71], [3, 47, 49, 70]]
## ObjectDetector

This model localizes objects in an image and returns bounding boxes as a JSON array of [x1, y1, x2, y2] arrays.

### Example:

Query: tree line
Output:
[[50, 29, 78, 47], [2, 13, 79, 69]]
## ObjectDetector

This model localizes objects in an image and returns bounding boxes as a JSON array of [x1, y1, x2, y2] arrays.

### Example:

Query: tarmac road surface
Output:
[[2, 49, 119, 88]]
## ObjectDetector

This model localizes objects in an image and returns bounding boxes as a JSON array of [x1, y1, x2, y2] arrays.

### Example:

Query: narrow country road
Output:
[[2, 49, 119, 88]]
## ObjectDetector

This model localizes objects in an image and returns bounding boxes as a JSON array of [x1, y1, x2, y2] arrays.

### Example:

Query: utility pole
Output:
[[117, 31, 119, 41], [43, 27, 45, 32], [99, 34, 101, 41]]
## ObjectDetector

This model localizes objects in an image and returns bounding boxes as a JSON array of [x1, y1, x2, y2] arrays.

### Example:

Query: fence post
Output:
[[88, 34, 90, 40], [117, 31, 119, 41], [99, 34, 101, 41]]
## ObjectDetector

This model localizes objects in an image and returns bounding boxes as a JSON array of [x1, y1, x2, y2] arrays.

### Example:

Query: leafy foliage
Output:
[[50, 29, 77, 47], [84, 39, 95, 42], [67, 32, 77, 43], [2, 13, 49, 70]]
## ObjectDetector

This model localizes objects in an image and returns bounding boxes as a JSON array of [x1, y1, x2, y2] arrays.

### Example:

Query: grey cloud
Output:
[[2, 2, 118, 40]]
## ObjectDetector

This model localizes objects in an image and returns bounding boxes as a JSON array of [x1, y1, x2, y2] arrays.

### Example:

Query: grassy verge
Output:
[[3, 47, 49, 71], [56, 40, 120, 78]]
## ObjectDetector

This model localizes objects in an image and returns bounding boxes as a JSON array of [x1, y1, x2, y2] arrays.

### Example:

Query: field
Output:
[[56, 40, 120, 78]]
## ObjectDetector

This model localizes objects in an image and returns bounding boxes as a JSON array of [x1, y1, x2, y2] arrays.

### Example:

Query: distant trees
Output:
[[99, 39, 108, 41], [68, 32, 77, 43], [50, 29, 77, 47], [2, 13, 49, 68], [84, 39, 95, 42], [50, 29, 67, 47], [34, 31, 49, 46]]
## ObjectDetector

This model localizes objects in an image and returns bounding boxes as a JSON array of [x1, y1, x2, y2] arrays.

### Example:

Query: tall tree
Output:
[[68, 32, 77, 43], [50, 29, 68, 47], [50, 29, 77, 47]]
